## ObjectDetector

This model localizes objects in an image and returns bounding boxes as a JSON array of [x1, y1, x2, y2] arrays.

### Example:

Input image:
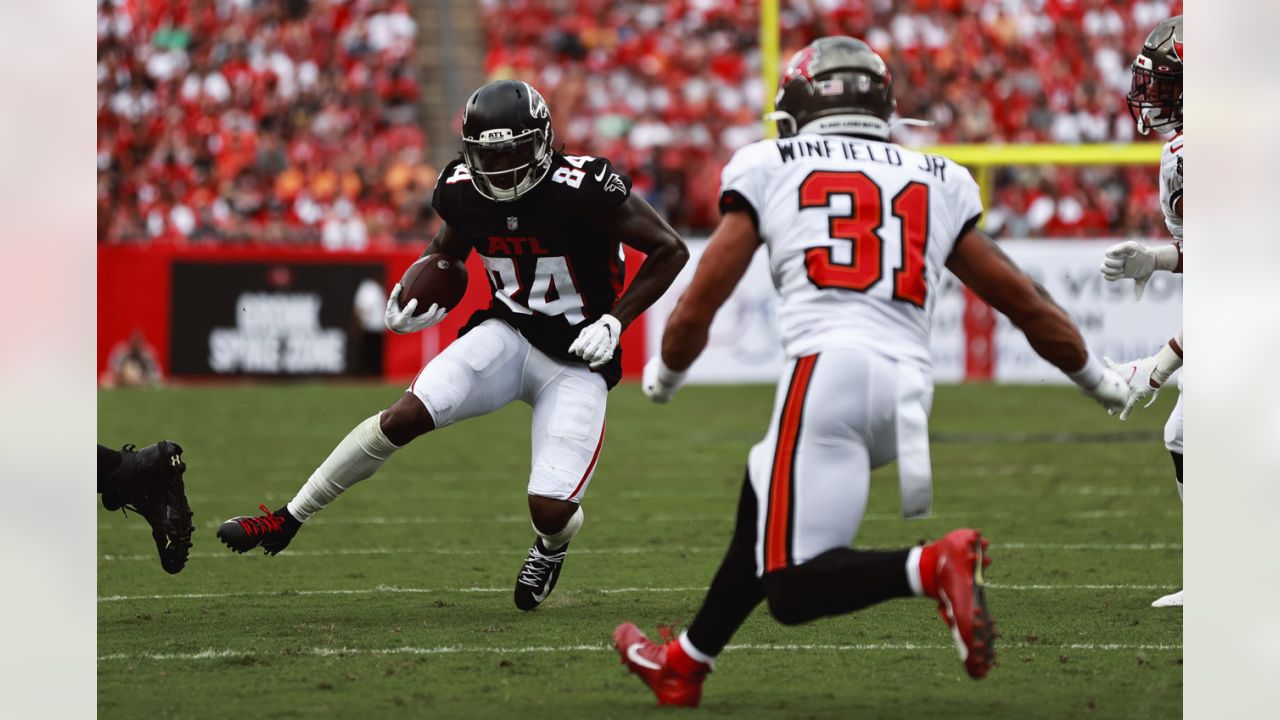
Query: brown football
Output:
[[398, 253, 468, 313]]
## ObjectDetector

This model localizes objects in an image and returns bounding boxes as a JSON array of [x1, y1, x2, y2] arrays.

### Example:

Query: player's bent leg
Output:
[[1155, 391, 1184, 607], [218, 321, 528, 557], [762, 547, 914, 625], [515, 360, 607, 610], [379, 392, 435, 446]]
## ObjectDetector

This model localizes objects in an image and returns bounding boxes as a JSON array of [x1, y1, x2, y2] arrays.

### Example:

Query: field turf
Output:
[[98, 383, 1182, 719]]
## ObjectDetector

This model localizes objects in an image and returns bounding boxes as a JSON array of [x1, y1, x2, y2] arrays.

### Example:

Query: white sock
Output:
[[1176, 479, 1183, 501], [535, 505, 584, 551], [287, 414, 400, 522], [905, 545, 925, 597], [678, 631, 716, 666]]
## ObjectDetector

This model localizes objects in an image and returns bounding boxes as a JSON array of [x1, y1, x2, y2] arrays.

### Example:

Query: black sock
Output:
[[97, 445, 123, 493], [276, 505, 304, 530], [685, 473, 766, 657], [762, 547, 913, 626], [1170, 451, 1183, 484]]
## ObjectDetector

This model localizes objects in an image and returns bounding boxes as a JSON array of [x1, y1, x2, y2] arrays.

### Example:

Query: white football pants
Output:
[[746, 349, 928, 576], [408, 319, 607, 501], [1164, 378, 1183, 455]]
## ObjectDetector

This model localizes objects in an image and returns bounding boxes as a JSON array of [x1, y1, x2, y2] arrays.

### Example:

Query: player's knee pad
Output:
[[412, 357, 471, 426]]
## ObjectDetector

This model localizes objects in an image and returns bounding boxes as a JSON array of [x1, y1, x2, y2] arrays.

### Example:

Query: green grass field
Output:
[[98, 383, 1182, 719]]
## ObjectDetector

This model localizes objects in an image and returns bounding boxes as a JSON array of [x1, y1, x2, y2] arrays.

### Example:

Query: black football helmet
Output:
[[1127, 16, 1182, 135], [460, 80, 555, 201], [769, 36, 896, 140]]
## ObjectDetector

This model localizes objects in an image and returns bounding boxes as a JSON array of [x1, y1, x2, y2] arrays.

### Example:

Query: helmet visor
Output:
[[462, 130, 545, 200]]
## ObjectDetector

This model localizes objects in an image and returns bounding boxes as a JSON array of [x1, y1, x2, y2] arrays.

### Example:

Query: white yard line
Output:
[[97, 641, 1181, 662], [98, 582, 1176, 603]]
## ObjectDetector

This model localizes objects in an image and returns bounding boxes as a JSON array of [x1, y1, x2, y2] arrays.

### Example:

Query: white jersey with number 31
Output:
[[719, 133, 983, 371]]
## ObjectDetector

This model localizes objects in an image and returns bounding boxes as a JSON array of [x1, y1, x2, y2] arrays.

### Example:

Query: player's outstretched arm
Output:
[[605, 194, 690, 329], [946, 228, 1128, 413]]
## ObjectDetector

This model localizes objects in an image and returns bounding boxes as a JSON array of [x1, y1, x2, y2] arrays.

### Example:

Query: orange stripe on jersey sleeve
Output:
[[764, 355, 818, 573]]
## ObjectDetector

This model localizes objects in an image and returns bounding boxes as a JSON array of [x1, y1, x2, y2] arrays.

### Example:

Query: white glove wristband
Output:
[[1067, 352, 1105, 391], [1152, 243, 1181, 272], [1150, 340, 1183, 386]]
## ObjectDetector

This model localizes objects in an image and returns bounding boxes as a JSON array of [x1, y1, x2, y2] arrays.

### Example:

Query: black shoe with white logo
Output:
[[217, 504, 302, 555], [101, 441, 194, 575], [514, 538, 569, 611]]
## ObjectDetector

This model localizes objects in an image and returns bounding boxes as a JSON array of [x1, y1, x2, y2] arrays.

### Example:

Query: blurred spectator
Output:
[[101, 331, 163, 388], [322, 199, 370, 251], [479, 0, 1182, 237], [100, 0, 1183, 242], [98, 0, 427, 246]]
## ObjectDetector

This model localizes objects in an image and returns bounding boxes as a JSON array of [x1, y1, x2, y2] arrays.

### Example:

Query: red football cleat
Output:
[[929, 528, 996, 679], [613, 623, 711, 707]]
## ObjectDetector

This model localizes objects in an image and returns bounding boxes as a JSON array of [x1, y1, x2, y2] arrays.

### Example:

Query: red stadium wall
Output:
[[97, 246, 649, 383]]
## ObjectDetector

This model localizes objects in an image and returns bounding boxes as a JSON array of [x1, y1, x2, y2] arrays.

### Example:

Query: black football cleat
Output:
[[217, 504, 301, 555], [514, 538, 569, 611], [101, 441, 194, 574]]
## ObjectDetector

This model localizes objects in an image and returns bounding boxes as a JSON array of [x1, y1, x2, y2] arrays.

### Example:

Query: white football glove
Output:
[[1103, 355, 1162, 421], [384, 283, 447, 334], [1100, 241, 1159, 300], [642, 356, 688, 404], [569, 314, 621, 369], [1079, 366, 1130, 416]]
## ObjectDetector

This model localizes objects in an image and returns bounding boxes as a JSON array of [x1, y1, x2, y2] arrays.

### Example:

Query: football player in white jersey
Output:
[[613, 37, 1129, 707], [1100, 15, 1185, 608]]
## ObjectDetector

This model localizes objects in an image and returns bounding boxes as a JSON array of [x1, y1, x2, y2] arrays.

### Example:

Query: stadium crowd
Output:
[[98, 0, 435, 247], [483, 0, 1182, 237], [99, 0, 1182, 245]]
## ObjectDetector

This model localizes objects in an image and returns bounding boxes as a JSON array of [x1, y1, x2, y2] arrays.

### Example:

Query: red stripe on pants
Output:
[[568, 419, 606, 501], [765, 355, 817, 573]]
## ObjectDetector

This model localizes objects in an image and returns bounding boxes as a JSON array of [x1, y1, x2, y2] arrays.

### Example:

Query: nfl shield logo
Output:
[[507, 216, 519, 231]]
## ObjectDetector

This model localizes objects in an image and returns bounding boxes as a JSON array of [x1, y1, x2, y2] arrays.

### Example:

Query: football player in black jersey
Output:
[[218, 80, 689, 611]]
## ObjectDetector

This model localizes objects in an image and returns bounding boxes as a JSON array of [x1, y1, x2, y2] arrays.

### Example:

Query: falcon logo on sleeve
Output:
[[604, 173, 627, 195]]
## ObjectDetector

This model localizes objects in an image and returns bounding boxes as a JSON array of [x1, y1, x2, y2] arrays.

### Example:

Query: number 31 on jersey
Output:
[[799, 170, 929, 308]]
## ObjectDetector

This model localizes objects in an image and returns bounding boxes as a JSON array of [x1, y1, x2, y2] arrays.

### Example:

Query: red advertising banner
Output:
[[98, 245, 648, 384]]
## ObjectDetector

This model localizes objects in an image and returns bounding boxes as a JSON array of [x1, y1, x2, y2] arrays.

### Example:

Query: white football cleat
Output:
[[1151, 589, 1183, 608]]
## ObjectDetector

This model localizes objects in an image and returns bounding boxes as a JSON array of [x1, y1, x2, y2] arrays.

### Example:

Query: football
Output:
[[398, 253, 468, 313]]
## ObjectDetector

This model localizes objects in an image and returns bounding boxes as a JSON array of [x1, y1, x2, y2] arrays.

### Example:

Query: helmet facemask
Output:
[[462, 127, 553, 202], [1127, 65, 1182, 135]]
